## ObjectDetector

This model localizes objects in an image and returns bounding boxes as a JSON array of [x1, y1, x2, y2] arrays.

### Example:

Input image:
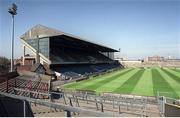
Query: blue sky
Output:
[[0, 0, 180, 59]]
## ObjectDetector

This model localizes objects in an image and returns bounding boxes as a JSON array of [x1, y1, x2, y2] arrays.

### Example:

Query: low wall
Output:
[[142, 61, 180, 68], [119, 60, 180, 68], [120, 60, 142, 67], [165, 103, 180, 117], [0, 96, 34, 117]]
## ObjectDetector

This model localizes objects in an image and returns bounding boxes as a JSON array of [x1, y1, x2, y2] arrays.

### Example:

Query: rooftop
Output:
[[21, 24, 118, 52]]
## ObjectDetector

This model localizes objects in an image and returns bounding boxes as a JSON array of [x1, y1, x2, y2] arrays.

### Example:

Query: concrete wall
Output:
[[165, 103, 180, 117], [120, 60, 142, 67], [0, 96, 34, 117]]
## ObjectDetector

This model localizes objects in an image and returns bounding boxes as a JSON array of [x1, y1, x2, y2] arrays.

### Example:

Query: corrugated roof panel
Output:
[[20, 24, 118, 52]]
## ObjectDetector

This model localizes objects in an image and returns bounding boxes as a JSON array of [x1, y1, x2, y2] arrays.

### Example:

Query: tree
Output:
[[0, 56, 10, 73]]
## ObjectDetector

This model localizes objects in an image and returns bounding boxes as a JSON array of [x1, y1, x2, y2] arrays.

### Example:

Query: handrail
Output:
[[0, 91, 120, 117]]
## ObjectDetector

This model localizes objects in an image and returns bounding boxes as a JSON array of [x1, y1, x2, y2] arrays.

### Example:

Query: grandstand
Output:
[[0, 25, 179, 117], [20, 25, 122, 78]]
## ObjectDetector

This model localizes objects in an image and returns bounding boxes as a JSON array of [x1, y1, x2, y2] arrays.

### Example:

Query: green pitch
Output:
[[63, 68, 180, 98]]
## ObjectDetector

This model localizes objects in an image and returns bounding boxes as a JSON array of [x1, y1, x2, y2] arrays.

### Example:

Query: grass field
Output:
[[64, 68, 180, 98]]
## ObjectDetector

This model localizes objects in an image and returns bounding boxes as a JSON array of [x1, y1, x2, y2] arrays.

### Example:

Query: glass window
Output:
[[24, 38, 49, 59], [39, 38, 49, 58]]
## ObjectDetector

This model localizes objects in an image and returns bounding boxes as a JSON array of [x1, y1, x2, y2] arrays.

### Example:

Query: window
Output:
[[25, 38, 49, 59]]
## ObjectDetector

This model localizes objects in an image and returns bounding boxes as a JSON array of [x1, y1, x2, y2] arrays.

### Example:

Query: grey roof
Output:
[[20, 24, 64, 40], [20, 24, 118, 52], [31, 63, 42, 72]]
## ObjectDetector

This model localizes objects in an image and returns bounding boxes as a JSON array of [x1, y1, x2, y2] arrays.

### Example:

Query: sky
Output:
[[0, 0, 180, 60]]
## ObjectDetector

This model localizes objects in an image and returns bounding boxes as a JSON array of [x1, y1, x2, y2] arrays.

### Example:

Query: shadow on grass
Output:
[[161, 68, 180, 84], [64, 69, 128, 89], [113, 69, 144, 94], [151, 69, 178, 98], [82, 68, 134, 90]]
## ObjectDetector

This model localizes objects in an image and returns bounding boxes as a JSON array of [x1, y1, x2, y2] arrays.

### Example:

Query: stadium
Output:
[[20, 25, 180, 98], [20, 25, 122, 74], [0, 24, 180, 117]]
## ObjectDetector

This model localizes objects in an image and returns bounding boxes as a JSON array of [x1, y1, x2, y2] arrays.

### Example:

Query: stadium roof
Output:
[[20, 24, 118, 52]]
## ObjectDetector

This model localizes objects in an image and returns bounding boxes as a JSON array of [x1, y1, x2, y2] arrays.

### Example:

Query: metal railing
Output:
[[0, 91, 120, 117], [157, 91, 180, 117]]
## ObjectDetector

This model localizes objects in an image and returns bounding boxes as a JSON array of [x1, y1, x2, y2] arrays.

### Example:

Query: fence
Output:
[[0, 87, 161, 117], [157, 91, 180, 117], [60, 90, 159, 116], [0, 91, 119, 117]]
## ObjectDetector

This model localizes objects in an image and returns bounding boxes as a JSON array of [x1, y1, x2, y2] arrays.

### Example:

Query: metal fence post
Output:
[[76, 96, 80, 107], [86, 92, 88, 104], [15, 78, 17, 88], [113, 98, 115, 108], [6, 78, 9, 93], [95, 98, 99, 110], [162, 96, 166, 116], [118, 101, 121, 114], [100, 99, 104, 112], [63, 94, 67, 105], [65, 110, 71, 117], [23, 100, 26, 117]]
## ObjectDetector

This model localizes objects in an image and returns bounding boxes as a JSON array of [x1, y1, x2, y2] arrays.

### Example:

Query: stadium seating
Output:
[[63, 72, 82, 79], [53, 63, 121, 78], [50, 41, 123, 79], [50, 47, 113, 64]]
